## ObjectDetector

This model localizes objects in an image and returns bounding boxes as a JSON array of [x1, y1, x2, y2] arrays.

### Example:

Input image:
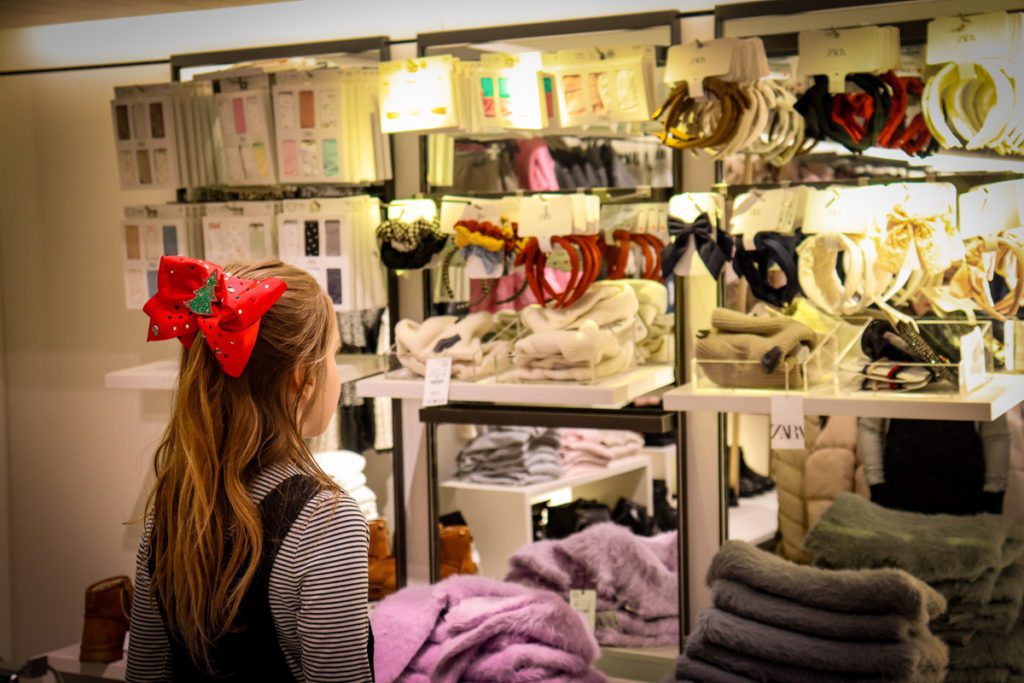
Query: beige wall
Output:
[[0, 0, 716, 662]]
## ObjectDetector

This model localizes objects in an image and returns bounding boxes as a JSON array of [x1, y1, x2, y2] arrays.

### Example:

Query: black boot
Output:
[[653, 479, 678, 532]]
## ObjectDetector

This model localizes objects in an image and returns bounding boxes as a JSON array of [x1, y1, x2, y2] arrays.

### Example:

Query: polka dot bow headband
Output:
[[143, 256, 287, 377]]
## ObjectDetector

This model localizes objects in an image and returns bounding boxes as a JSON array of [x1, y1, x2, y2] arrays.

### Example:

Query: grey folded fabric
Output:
[[936, 564, 1024, 634], [712, 578, 927, 642], [456, 427, 562, 486], [672, 655, 755, 683], [805, 494, 1024, 590], [695, 608, 949, 679], [947, 617, 1024, 672], [945, 668, 1009, 683], [685, 629, 945, 683], [708, 540, 946, 623]]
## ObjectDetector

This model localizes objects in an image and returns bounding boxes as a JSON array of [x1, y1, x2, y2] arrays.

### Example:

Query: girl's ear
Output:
[[293, 365, 314, 399]]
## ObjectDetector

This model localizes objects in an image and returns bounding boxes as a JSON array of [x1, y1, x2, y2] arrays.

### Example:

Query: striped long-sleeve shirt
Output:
[[126, 461, 372, 682]]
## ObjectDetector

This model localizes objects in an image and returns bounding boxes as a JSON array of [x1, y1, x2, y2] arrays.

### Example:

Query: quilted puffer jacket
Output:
[[772, 415, 867, 563]]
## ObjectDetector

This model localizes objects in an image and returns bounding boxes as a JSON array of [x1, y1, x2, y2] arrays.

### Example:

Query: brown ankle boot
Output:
[[438, 525, 477, 579], [80, 576, 133, 663], [368, 519, 396, 601]]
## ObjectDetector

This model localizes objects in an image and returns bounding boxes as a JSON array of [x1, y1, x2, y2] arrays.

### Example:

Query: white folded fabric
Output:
[[519, 281, 639, 333], [313, 450, 366, 486], [506, 340, 635, 382], [396, 312, 512, 379]]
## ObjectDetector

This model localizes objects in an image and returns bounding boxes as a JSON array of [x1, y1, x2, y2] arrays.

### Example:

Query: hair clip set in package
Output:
[[142, 255, 287, 377]]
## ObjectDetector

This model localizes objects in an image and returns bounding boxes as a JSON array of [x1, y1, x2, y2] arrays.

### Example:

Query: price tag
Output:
[[664, 39, 737, 98], [422, 357, 452, 407], [518, 195, 574, 237], [958, 328, 988, 394], [927, 12, 1010, 65], [770, 395, 805, 449], [569, 589, 597, 631], [798, 27, 887, 92]]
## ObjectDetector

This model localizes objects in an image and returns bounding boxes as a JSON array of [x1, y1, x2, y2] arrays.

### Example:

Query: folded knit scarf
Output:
[[806, 494, 1024, 591], [456, 427, 562, 486], [507, 523, 678, 646], [396, 313, 512, 379], [696, 309, 817, 389], [686, 608, 948, 681], [708, 541, 946, 624], [371, 574, 606, 683]]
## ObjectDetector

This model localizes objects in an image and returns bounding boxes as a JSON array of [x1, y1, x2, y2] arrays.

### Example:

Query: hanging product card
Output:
[[277, 196, 386, 312], [927, 12, 1011, 65], [664, 38, 737, 98], [669, 192, 724, 227], [1005, 321, 1016, 373], [476, 52, 548, 131], [569, 589, 597, 632], [111, 84, 182, 190], [422, 357, 453, 406], [770, 395, 805, 449], [544, 46, 656, 127], [730, 188, 800, 235], [122, 204, 201, 308], [802, 186, 892, 234], [798, 26, 897, 92], [439, 196, 502, 235], [379, 56, 460, 133], [958, 180, 1022, 239], [273, 69, 348, 184], [202, 202, 277, 264], [958, 328, 988, 394], [387, 198, 438, 222], [518, 195, 574, 237], [215, 72, 278, 186]]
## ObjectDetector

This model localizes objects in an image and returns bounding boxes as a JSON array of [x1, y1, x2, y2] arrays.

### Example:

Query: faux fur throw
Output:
[[689, 608, 948, 681], [947, 616, 1024, 673], [506, 523, 678, 645], [712, 578, 928, 643], [805, 494, 1024, 586], [708, 540, 946, 623], [671, 654, 756, 683], [371, 574, 606, 683]]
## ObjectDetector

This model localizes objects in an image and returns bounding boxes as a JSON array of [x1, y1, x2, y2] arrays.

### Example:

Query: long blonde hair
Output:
[[146, 261, 337, 669]]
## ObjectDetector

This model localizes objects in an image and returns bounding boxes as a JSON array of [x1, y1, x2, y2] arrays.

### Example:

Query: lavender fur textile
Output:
[[371, 574, 606, 683], [506, 522, 679, 646]]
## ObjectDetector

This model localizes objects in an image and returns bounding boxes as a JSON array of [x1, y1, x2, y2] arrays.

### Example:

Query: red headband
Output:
[[143, 256, 287, 377]]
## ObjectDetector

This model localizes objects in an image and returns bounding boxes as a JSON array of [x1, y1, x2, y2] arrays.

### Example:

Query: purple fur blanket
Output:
[[371, 574, 606, 683]]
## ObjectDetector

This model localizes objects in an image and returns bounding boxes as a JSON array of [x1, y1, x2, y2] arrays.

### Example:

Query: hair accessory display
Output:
[[796, 74, 892, 153], [121, 204, 203, 309], [213, 72, 278, 186], [949, 229, 1024, 321], [732, 232, 802, 307], [201, 202, 278, 265], [662, 213, 734, 279], [143, 255, 287, 377], [375, 217, 447, 270]]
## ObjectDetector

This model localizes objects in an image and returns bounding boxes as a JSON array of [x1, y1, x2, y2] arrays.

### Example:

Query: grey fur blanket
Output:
[[671, 655, 754, 683], [708, 540, 945, 623], [712, 578, 928, 642], [805, 494, 1024, 588], [687, 608, 949, 680], [947, 616, 1024, 673]]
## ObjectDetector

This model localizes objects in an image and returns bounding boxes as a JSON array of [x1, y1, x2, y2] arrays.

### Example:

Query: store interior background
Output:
[[0, 0, 728, 664]]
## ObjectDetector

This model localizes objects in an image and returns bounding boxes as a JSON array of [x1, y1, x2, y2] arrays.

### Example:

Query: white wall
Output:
[[0, 192, 11, 661], [0, 0, 729, 662]]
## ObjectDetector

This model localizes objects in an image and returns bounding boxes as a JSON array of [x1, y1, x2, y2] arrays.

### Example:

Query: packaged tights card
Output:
[[543, 46, 656, 128], [214, 71, 278, 186], [111, 85, 181, 189], [202, 202, 278, 264], [277, 197, 386, 312], [379, 55, 461, 133], [122, 204, 202, 308]]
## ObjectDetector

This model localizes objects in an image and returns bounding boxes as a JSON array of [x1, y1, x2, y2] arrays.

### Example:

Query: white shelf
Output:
[[44, 642, 126, 681], [441, 454, 653, 498], [441, 455, 653, 579], [664, 375, 1024, 422], [728, 490, 778, 546], [599, 645, 678, 682], [356, 364, 674, 409], [105, 354, 385, 390]]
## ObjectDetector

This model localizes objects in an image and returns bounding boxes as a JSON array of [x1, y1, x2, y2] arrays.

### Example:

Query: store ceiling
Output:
[[0, 0, 292, 29]]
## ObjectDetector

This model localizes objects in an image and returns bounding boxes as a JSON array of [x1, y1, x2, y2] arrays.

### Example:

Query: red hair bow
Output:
[[143, 256, 287, 377]]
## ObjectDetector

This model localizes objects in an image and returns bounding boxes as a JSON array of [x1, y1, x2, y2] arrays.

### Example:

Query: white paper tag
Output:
[[770, 396, 805, 449], [569, 589, 597, 631], [519, 195, 574, 237], [422, 357, 453, 407], [664, 39, 736, 98], [958, 328, 987, 394], [927, 12, 1011, 65], [798, 27, 886, 92], [439, 197, 502, 235]]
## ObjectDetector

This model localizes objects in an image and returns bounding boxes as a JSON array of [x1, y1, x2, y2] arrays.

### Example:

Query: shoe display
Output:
[[80, 576, 133, 663], [612, 497, 655, 536], [368, 518, 397, 602], [439, 524, 478, 578], [546, 499, 612, 539], [740, 448, 775, 493], [653, 479, 678, 532]]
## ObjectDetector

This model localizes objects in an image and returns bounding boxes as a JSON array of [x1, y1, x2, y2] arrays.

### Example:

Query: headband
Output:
[[732, 232, 801, 307], [949, 231, 1024, 320], [143, 256, 287, 377], [377, 217, 447, 270], [662, 213, 734, 279], [796, 232, 867, 316], [796, 74, 891, 153]]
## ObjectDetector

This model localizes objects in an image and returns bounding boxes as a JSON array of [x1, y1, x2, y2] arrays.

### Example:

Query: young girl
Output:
[[126, 257, 373, 682]]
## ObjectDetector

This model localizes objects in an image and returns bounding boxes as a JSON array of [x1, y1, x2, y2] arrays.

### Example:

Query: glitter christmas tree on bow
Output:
[[186, 274, 218, 316]]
